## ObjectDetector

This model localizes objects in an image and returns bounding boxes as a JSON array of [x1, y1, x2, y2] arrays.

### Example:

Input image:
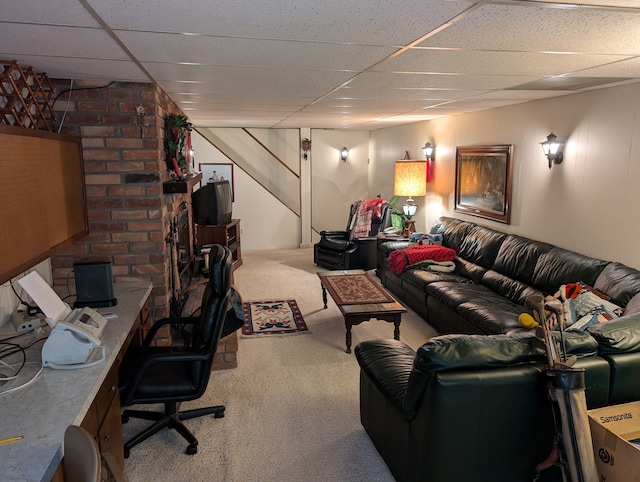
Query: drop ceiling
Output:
[[1, 0, 639, 129]]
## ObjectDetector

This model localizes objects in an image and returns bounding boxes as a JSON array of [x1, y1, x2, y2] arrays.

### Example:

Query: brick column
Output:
[[50, 80, 186, 324]]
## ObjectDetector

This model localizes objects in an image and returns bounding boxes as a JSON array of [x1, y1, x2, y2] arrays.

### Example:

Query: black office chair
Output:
[[118, 244, 232, 457], [314, 198, 391, 270]]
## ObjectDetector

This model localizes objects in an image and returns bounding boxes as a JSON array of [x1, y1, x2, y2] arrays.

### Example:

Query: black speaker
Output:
[[73, 261, 118, 308]]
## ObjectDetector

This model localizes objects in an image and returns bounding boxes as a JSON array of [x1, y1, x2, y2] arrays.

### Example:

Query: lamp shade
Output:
[[394, 160, 427, 197]]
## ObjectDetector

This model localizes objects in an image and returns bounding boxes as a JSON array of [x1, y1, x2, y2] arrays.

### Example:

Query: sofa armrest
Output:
[[587, 313, 640, 354], [355, 339, 416, 414], [319, 230, 348, 239]]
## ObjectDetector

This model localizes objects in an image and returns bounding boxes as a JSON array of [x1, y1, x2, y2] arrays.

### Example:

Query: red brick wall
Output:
[[50, 80, 188, 321]]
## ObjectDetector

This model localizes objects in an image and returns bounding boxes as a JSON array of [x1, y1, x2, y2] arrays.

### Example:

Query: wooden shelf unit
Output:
[[196, 219, 242, 271]]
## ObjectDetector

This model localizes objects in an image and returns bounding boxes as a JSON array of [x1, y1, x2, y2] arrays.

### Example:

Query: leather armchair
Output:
[[355, 332, 609, 482], [314, 199, 391, 271], [118, 245, 233, 457]]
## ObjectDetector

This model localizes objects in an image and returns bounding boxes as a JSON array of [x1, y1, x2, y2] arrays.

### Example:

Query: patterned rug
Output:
[[242, 299, 309, 336], [321, 274, 395, 306]]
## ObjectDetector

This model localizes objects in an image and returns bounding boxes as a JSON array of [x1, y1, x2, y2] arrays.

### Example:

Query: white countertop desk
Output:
[[0, 281, 152, 482]]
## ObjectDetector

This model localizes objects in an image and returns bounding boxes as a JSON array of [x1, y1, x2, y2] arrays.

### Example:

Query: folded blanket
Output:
[[349, 198, 385, 240], [407, 259, 456, 273], [389, 245, 457, 274]]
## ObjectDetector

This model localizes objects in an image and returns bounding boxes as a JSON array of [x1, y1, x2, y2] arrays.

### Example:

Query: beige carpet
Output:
[[123, 248, 438, 482]]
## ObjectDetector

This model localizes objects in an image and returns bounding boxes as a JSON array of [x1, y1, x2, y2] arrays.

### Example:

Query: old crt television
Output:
[[192, 180, 232, 225]]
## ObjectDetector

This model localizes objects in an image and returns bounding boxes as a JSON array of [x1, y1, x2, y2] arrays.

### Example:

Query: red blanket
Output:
[[388, 245, 457, 274]]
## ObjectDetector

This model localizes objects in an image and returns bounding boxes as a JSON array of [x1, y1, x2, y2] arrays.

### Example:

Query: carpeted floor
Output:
[[123, 247, 438, 482]]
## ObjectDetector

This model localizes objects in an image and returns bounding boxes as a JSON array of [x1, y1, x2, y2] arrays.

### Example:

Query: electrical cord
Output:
[[0, 336, 46, 396], [53, 79, 115, 132]]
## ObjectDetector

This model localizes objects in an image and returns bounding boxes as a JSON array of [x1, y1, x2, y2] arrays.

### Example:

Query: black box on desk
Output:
[[73, 261, 118, 308]]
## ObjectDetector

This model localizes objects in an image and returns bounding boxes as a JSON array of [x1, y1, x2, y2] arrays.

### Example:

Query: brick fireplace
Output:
[[48, 80, 237, 366]]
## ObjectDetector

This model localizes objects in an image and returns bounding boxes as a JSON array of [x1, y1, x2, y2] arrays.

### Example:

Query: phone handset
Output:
[[55, 319, 101, 347], [59, 306, 107, 346]]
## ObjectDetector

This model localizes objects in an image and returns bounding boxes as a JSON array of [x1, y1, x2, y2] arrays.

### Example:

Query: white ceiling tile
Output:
[[116, 31, 397, 70], [1, 0, 100, 26], [374, 49, 632, 77], [346, 72, 543, 90], [0, 23, 129, 60], [0, 55, 148, 81], [89, 0, 471, 44], [418, 3, 640, 55]]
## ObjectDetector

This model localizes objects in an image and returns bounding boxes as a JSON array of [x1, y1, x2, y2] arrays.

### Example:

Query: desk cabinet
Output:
[[51, 298, 151, 481], [196, 219, 242, 271]]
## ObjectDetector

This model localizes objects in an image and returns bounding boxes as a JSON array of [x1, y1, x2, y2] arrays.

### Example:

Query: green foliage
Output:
[[164, 114, 193, 176], [388, 196, 408, 228]]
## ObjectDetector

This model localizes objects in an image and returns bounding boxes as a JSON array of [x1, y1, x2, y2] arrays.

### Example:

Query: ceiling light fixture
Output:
[[340, 147, 349, 162]]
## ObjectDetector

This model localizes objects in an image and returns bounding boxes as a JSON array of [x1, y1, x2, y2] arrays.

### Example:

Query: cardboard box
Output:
[[588, 401, 640, 481]]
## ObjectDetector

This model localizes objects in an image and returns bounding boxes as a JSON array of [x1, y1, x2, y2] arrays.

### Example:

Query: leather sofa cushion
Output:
[[625, 293, 640, 315], [456, 299, 527, 334], [482, 270, 543, 305], [493, 234, 553, 282], [454, 258, 487, 283], [431, 217, 472, 252], [587, 314, 640, 354], [401, 269, 471, 292], [458, 225, 506, 269], [531, 247, 608, 295], [594, 262, 640, 307], [415, 331, 598, 372], [426, 282, 495, 310]]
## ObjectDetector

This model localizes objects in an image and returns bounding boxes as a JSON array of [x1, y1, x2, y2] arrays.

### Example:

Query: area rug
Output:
[[242, 299, 309, 336]]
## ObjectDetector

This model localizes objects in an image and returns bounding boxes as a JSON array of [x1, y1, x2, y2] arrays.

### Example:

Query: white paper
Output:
[[17, 271, 70, 324]]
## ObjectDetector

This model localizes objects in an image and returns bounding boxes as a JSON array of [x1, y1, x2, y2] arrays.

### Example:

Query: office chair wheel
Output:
[[121, 414, 130, 423], [186, 443, 198, 455], [214, 412, 225, 419], [124, 447, 130, 459]]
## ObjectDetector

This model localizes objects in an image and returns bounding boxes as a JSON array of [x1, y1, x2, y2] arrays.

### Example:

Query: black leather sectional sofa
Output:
[[355, 216, 640, 482]]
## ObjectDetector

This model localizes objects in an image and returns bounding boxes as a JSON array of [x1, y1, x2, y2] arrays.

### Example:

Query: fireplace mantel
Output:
[[162, 172, 202, 194]]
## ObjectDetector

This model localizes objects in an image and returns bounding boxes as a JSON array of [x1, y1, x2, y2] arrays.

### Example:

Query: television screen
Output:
[[192, 180, 232, 225]]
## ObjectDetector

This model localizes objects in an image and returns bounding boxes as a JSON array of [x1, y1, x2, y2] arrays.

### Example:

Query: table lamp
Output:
[[394, 160, 427, 235]]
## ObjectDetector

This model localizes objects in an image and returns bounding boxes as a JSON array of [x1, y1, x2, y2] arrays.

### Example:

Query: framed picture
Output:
[[454, 145, 513, 224], [200, 163, 234, 201]]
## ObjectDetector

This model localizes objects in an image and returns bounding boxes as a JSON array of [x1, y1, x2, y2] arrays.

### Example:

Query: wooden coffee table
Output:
[[317, 269, 406, 353]]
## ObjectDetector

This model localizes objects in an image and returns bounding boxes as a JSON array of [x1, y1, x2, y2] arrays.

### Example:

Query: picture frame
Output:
[[199, 163, 234, 201], [454, 145, 513, 224]]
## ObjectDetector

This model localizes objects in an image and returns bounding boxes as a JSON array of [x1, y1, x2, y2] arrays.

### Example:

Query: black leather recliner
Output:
[[355, 332, 610, 482], [118, 244, 233, 457], [314, 199, 391, 270]]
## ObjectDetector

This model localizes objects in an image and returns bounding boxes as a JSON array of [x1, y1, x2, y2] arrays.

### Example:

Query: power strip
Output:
[[11, 309, 45, 333]]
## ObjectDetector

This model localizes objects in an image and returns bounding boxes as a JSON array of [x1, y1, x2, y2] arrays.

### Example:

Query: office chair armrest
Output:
[[142, 316, 199, 347]]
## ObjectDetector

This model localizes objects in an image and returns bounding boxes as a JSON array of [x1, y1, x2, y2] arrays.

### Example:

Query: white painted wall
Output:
[[191, 131, 300, 250], [311, 129, 371, 234], [370, 82, 640, 270]]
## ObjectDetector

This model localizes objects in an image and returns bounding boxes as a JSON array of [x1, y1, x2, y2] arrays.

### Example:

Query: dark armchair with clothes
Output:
[[314, 198, 391, 271]]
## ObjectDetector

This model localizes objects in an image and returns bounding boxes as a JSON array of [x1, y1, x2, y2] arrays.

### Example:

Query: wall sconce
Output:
[[394, 160, 427, 234], [422, 142, 434, 160], [340, 147, 349, 162], [541, 133, 564, 169], [301, 138, 311, 160], [422, 142, 435, 183]]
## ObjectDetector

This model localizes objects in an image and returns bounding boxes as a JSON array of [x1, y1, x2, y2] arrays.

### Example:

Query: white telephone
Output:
[[41, 307, 107, 369], [17, 272, 108, 370]]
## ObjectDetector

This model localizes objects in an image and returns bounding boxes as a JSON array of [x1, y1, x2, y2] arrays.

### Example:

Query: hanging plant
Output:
[[164, 114, 193, 179]]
